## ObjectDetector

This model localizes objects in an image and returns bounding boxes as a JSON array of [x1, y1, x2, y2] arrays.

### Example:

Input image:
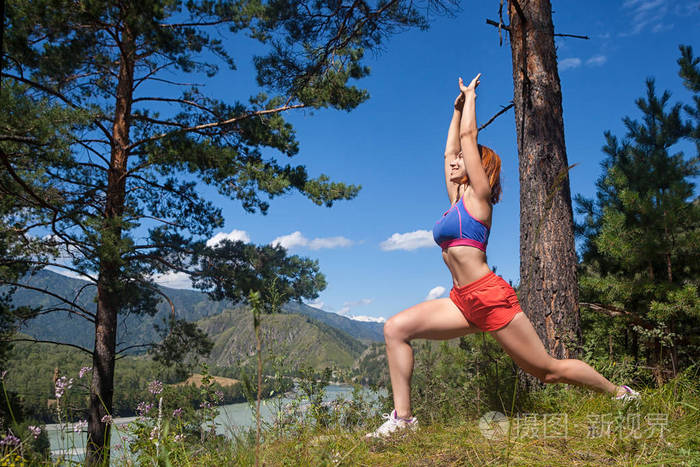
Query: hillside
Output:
[[198, 308, 367, 370], [283, 301, 384, 343], [11, 269, 230, 351], [11, 269, 384, 353]]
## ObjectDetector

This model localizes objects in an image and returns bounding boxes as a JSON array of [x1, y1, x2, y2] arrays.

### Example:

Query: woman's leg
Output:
[[383, 298, 481, 418], [489, 312, 622, 395]]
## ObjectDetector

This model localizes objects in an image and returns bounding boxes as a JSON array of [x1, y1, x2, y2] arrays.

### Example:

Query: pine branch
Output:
[[485, 19, 589, 40], [479, 102, 514, 131], [31, 306, 96, 324], [6, 337, 92, 355], [0, 260, 98, 283], [115, 343, 152, 357], [128, 103, 305, 150], [132, 97, 219, 116], [1, 73, 114, 141], [2, 281, 95, 319]]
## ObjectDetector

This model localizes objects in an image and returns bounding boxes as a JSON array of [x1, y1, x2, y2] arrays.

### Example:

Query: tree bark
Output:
[[507, 0, 581, 390], [86, 18, 135, 466]]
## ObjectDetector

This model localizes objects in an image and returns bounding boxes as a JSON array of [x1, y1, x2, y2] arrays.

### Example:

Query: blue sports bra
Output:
[[432, 195, 490, 251]]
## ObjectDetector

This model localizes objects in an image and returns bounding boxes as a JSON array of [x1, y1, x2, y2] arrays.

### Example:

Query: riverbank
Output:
[[46, 384, 361, 462]]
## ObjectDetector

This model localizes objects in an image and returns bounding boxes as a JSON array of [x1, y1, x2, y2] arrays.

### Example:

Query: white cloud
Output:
[[380, 230, 435, 251], [271, 231, 353, 251], [345, 298, 374, 307], [206, 229, 251, 247], [306, 299, 325, 310], [651, 22, 673, 33], [349, 315, 386, 323], [271, 231, 307, 249], [304, 296, 384, 323], [621, 0, 668, 35], [45, 266, 89, 281], [308, 236, 353, 250], [425, 286, 447, 301], [152, 271, 194, 289], [559, 58, 582, 71], [585, 55, 607, 67], [336, 297, 374, 317]]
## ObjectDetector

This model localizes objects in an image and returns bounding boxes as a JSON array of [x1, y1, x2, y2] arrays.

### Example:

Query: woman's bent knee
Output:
[[523, 358, 560, 384], [539, 359, 561, 384], [383, 316, 406, 342]]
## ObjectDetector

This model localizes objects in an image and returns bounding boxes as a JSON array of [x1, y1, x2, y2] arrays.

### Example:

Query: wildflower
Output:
[[148, 380, 163, 395], [74, 420, 87, 432], [174, 434, 185, 442], [172, 408, 183, 418], [28, 425, 41, 439], [114, 443, 123, 450], [101, 414, 113, 424], [78, 366, 92, 378], [214, 390, 224, 403], [0, 434, 20, 446], [55, 376, 74, 399], [0, 370, 7, 380], [136, 401, 153, 417], [149, 426, 160, 441]]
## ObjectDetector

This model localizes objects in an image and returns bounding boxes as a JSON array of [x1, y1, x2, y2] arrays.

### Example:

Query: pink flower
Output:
[[28, 425, 41, 439], [148, 380, 164, 395], [172, 408, 183, 418], [0, 434, 20, 446], [55, 376, 74, 399], [101, 415, 113, 424], [74, 420, 87, 432], [174, 434, 185, 442], [78, 366, 92, 379], [137, 401, 153, 417]]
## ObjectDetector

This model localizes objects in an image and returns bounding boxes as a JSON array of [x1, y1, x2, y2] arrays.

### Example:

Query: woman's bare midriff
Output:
[[441, 245, 491, 288]]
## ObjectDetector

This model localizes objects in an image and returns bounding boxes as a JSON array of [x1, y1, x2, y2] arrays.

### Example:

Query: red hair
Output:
[[479, 144, 502, 205], [459, 145, 502, 204]]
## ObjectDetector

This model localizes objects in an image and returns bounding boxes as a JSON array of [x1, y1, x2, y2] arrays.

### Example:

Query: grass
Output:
[[235, 374, 699, 466], [12, 367, 698, 465]]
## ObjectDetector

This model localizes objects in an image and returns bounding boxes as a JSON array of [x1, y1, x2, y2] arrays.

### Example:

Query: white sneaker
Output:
[[365, 410, 418, 439], [614, 385, 640, 402]]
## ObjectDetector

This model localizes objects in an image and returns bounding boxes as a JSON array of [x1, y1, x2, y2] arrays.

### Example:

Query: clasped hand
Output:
[[454, 73, 481, 111]]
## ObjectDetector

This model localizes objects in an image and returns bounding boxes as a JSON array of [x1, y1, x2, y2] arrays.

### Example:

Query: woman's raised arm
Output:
[[459, 74, 492, 206], [443, 93, 464, 203]]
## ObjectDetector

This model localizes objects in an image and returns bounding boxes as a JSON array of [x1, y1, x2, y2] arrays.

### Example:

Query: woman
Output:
[[366, 74, 638, 439]]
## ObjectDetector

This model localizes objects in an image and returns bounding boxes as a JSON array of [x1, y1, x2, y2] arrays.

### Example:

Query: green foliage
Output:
[[1, 1, 451, 462], [575, 44, 700, 383], [393, 335, 527, 425]]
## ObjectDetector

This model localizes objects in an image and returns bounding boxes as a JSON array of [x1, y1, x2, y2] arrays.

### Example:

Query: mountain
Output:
[[10, 269, 385, 353], [197, 308, 367, 370], [11, 269, 230, 351], [283, 302, 384, 343]]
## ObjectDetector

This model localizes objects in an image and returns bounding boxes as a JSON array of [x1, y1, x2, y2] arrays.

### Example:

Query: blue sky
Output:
[[48, 1, 700, 323]]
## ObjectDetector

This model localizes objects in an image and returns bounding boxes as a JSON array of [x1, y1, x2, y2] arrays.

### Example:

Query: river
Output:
[[45, 384, 363, 463]]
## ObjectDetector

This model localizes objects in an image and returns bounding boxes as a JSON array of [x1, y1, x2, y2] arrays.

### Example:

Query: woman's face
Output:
[[449, 153, 467, 183]]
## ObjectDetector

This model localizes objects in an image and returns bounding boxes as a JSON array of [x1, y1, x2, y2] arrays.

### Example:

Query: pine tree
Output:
[[575, 45, 700, 386], [1, 1, 454, 463], [506, 0, 580, 389]]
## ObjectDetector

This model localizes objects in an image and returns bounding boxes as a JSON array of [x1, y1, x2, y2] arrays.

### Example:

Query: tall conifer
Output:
[[576, 46, 700, 385]]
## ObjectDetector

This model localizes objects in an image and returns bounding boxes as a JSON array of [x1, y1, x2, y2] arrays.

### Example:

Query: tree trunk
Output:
[[86, 19, 135, 466], [507, 0, 581, 390]]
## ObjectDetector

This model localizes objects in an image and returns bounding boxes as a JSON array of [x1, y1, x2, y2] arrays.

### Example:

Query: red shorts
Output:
[[449, 271, 522, 331]]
